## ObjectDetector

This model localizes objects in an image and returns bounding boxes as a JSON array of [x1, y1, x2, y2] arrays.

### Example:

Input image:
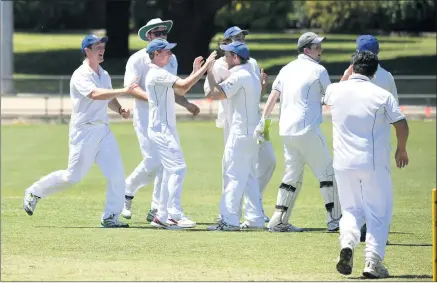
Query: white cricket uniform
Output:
[[323, 74, 405, 260], [272, 54, 341, 225], [218, 63, 265, 227], [124, 49, 178, 212], [204, 57, 276, 218], [26, 62, 125, 219], [143, 64, 186, 222]]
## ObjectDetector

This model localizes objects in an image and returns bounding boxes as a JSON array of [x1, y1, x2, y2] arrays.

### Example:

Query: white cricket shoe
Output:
[[336, 247, 354, 275], [23, 189, 40, 216], [363, 260, 390, 278], [167, 215, 196, 228], [269, 223, 304, 232], [328, 219, 340, 232], [240, 221, 266, 230], [121, 198, 132, 219], [207, 220, 240, 231], [151, 217, 183, 230]]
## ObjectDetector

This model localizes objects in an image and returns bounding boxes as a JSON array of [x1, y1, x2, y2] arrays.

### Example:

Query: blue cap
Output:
[[81, 34, 108, 53], [220, 41, 250, 60], [223, 26, 249, 40], [146, 38, 177, 54], [356, 35, 379, 54]]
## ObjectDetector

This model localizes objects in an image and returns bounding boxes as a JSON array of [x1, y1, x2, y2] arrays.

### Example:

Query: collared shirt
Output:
[[69, 62, 112, 127], [323, 74, 405, 171], [124, 49, 178, 126], [272, 54, 331, 136], [218, 63, 262, 135], [145, 63, 179, 128]]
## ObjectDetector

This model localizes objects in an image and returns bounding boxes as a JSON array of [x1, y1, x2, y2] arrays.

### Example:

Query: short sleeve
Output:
[[322, 84, 333, 106], [219, 73, 240, 98], [272, 72, 282, 93], [74, 73, 97, 97], [319, 68, 331, 95], [204, 61, 230, 95], [124, 56, 141, 87], [384, 93, 405, 123], [155, 69, 179, 88], [388, 72, 399, 103]]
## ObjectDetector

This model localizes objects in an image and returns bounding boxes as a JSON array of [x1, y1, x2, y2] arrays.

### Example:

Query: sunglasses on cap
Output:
[[150, 30, 168, 37]]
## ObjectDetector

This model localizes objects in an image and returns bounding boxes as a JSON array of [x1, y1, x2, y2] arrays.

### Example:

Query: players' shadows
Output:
[[348, 274, 432, 280]]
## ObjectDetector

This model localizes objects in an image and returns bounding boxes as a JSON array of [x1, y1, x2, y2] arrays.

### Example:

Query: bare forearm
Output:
[[262, 90, 280, 118], [175, 94, 190, 107], [129, 86, 148, 101], [205, 71, 224, 100], [393, 119, 409, 150], [176, 65, 209, 94], [88, 88, 126, 100], [108, 98, 122, 114]]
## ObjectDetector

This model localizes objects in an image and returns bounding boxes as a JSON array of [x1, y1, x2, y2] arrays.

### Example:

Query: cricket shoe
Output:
[[268, 223, 304, 232], [146, 208, 158, 223], [23, 189, 40, 216], [207, 220, 240, 231], [167, 215, 196, 228], [101, 214, 129, 228], [121, 197, 133, 219], [327, 219, 340, 232], [240, 221, 266, 230], [336, 247, 354, 275], [363, 260, 390, 279], [151, 217, 183, 230]]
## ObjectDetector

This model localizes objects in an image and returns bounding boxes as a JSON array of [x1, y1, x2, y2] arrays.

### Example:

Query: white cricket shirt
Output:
[[124, 49, 177, 126], [145, 64, 179, 128], [219, 63, 262, 135], [272, 54, 331, 136], [372, 65, 398, 102], [69, 62, 113, 127], [323, 74, 405, 171]]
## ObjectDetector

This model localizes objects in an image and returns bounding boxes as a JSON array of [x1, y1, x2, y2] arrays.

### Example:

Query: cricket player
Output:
[[204, 26, 276, 225], [255, 32, 342, 232], [341, 35, 399, 242], [205, 41, 265, 231], [121, 18, 200, 227], [143, 38, 216, 229], [324, 51, 409, 278], [23, 35, 137, 228]]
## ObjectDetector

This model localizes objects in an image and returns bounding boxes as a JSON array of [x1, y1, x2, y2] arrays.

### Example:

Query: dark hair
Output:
[[352, 50, 379, 77], [237, 55, 248, 64], [83, 44, 92, 59], [298, 43, 312, 54], [215, 37, 230, 57]]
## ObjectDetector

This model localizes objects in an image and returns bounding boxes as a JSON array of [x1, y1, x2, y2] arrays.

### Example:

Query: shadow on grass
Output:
[[348, 274, 432, 280]]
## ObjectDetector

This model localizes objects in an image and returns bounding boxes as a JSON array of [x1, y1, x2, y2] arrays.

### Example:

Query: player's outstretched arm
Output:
[[88, 77, 138, 100], [174, 51, 216, 95], [108, 98, 130, 119], [261, 89, 280, 119], [205, 68, 226, 100]]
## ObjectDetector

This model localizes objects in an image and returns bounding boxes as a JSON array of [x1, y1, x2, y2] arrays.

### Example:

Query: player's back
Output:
[[276, 55, 330, 136], [372, 65, 398, 102], [325, 75, 397, 170]]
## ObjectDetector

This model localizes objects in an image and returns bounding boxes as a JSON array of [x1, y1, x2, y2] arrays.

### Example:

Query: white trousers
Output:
[[281, 127, 341, 223], [147, 125, 187, 222], [335, 168, 393, 260], [125, 115, 163, 210], [220, 133, 264, 227], [28, 124, 125, 220], [222, 121, 276, 219]]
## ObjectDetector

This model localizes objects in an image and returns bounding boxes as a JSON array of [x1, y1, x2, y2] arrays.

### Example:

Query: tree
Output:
[[105, 0, 131, 58], [157, 0, 230, 74]]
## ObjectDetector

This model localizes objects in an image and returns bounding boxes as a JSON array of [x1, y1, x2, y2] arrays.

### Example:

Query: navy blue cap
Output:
[[146, 38, 177, 54], [81, 34, 108, 53], [223, 26, 249, 40], [220, 41, 250, 60], [356, 35, 379, 54]]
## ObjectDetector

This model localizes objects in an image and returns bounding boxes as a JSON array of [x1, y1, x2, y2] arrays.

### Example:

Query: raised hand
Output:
[[193, 56, 205, 72], [125, 76, 139, 93]]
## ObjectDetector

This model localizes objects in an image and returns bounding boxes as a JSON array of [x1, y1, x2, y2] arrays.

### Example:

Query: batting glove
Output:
[[254, 118, 271, 144]]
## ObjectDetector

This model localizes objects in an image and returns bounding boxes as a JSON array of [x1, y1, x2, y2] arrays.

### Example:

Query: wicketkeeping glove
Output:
[[253, 118, 272, 144]]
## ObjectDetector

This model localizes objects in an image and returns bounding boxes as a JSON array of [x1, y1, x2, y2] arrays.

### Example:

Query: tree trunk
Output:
[[158, 0, 230, 74], [105, 0, 131, 58]]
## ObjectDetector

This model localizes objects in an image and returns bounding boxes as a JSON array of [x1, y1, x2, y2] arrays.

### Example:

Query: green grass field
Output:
[[13, 32, 436, 77], [1, 121, 435, 281]]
